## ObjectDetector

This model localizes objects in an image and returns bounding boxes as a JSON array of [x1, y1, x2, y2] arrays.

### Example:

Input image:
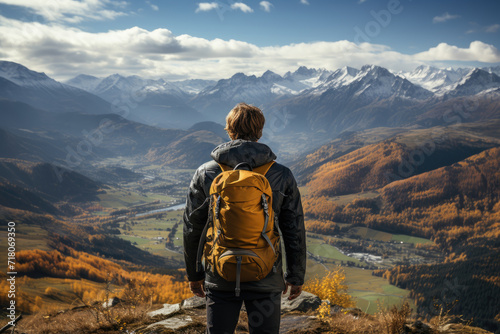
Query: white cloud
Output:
[[1, 16, 498, 81], [231, 2, 253, 13], [145, 0, 159, 11], [433, 12, 460, 23], [0, 0, 127, 23], [260, 1, 273, 12], [485, 24, 500, 33], [300, 0, 310, 4], [415, 41, 500, 63], [195, 2, 219, 13]]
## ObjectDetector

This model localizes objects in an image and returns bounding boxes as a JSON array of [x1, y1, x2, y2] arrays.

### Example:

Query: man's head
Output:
[[225, 103, 265, 141]]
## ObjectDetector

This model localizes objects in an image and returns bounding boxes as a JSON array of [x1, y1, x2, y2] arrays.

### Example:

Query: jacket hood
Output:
[[211, 140, 276, 168]]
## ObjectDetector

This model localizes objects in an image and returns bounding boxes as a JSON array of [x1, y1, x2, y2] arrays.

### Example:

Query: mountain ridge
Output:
[[4, 61, 500, 142]]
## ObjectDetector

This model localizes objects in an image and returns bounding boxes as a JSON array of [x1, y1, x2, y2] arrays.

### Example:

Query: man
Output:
[[183, 102, 306, 333]]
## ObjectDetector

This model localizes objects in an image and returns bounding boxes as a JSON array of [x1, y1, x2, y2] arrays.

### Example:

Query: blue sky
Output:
[[0, 0, 499, 80]]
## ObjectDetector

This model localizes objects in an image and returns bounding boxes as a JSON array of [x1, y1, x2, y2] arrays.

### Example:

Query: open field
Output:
[[349, 227, 393, 242], [307, 237, 363, 265], [343, 266, 415, 314], [117, 209, 184, 261], [97, 187, 175, 209], [92, 157, 194, 210], [328, 190, 380, 206], [0, 225, 51, 269], [391, 234, 432, 244], [304, 258, 413, 314], [304, 222, 437, 313], [349, 226, 433, 244]]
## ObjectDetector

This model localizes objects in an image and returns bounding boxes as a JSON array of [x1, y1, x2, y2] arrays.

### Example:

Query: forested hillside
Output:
[[303, 126, 499, 197], [302, 145, 500, 332]]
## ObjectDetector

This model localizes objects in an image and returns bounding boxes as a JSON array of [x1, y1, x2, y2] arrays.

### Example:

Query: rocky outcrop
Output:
[[142, 291, 323, 333], [180, 296, 206, 310], [404, 320, 432, 334], [146, 315, 194, 331], [281, 291, 321, 313], [147, 303, 181, 318]]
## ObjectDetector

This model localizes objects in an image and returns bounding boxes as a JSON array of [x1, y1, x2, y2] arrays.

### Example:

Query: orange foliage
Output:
[[302, 196, 342, 221], [304, 268, 355, 309], [302, 147, 500, 251], [307, 141, 406, 197], [305, 219, 339, 235], [10, 248, 191, 313]]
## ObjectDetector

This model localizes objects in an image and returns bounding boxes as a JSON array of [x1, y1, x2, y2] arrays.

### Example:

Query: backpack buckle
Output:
[[261, 194, 269, 210]]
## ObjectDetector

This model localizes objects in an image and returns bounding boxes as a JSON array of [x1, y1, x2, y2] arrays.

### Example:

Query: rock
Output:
[[343, 307, 363, 317], [330, 304, 345, 314], [147, 303, 181, 318], [279, 314, 324, 334], [146, 315, 193, 330], [281, 291, 321, 313], [404, 320, 432, 334], [437, 323, 492, 334], [102, 297, 121, 308], [180, 296, 206, 310], [447, 316, 465, 324]]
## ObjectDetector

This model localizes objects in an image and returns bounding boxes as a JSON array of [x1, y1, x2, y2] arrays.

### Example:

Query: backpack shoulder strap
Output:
[[218, 163, 231, 172], [253, 161, 275, 176], [217, 161, 275, 175]]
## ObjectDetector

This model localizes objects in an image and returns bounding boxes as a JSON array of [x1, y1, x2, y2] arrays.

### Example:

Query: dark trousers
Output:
[[205, 289, 281, 334]]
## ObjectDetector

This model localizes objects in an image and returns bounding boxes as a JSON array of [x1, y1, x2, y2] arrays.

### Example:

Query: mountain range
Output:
[[0, 99, 226, 170], [0, 61, 111, 115], [0, 59, 499, 168], [64, 63, 500, 150], [0, 60, 499, 162], [1, 61, 499, 137]]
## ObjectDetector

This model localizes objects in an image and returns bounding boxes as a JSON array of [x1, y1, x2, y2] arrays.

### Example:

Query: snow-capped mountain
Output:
[[264, 65, 435, 135], [400, 65, 468, 95], [0, 61, 111, 114], [190, 67, 332, 118], [66, 74, 215, 99], [173, 79, 217, 95], [318, 65, 434, 102], [65, 74, 102, 92], [66, 73, 203, 128], [483, 66, 500, 77], [67, 74, 187, 103], [3, 60, 499, 136], [322, 66, 359, 89], [279, 66, 332, 93], [0, 61, 60, 88], [356, 65, 434, 100], [271, 68, 332, 95], [190, 72, 277, 118], [446, 69, 500, 97]]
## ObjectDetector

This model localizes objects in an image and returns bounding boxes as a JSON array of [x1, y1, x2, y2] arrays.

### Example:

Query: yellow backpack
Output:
[[196, 161, 280, 296]]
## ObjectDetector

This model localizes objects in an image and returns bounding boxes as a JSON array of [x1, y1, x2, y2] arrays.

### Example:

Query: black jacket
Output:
[[182, 140, 306, 292]]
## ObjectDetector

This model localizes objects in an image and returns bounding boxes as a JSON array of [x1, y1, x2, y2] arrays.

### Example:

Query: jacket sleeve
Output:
[[182, 167, 209, 282], [278, 169, 306, 286]]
